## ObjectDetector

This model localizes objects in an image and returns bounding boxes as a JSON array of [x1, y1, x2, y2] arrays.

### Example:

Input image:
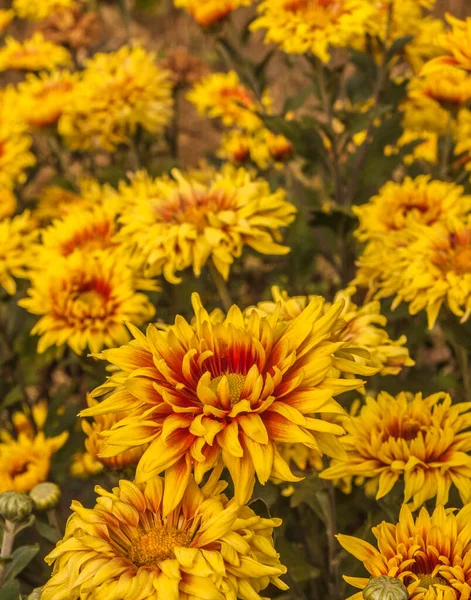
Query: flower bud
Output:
[[29, 482, 61, 511], [363, 576, 408, 600], [0, 491, 34, 523]]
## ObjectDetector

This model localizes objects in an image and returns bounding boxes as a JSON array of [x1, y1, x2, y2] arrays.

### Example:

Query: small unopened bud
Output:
[[28, 588, 43, 600], [363, 576, 409, 600], [0, 491, 34, 523], [29, 482, 61, 511]]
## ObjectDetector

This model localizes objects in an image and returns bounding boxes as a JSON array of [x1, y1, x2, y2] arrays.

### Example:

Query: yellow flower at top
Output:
[[338, 503, 471, 600], [251, 0, 376, 63], [0, 32, 71, 71], [42, 471, 288, 600], [0, 401, 68, 494], [0, 211, 38, 295], [0, 9, 14, 33], [321, 391, 471, 511], [59, 46, 173, 152], [13, 0, 75, 21], [81, 292, 376, 510], [0, 188, 16, 220], [16, 70, 77, 128], [117, 166, 296, 283], [422, 14, 471, 74], [174, 0, 252, 26], [19, 250, 157, 354]]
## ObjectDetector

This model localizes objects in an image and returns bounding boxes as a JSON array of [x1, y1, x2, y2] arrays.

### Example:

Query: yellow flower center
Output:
[[418, 574, 450, 589], [128, 526, 191, 567], [209, 373, 246, 405]]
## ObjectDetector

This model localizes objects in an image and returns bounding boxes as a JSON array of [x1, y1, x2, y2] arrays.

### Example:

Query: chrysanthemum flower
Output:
[[0, 401, 68, 494], [59, 46, 173, 151], [0, 9, 14, 33], [454, 108, 471, 172], [418, 66, 471, 107], [19, 250, 156, 354], [251, 0, 375, 63], [338, 503, 471, 599], [117, 166, 296, 283], [321, 391, 471, 510], [219, 128, 294, 170], [174, 0, 252, 26], [422, 14, 471, 74], [0, 188, 16, 220], [13, 0, 75, 21], [17, 70, 77, 128], [81, 292, 375, 508], [70, 451, 103, 478], [0, 33, 71, 71], [42, 471, 287, 600], [0, 211, 38, 295]]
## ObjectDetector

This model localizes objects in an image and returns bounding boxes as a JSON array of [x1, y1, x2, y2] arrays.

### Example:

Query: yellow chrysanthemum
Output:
[[385, 129, 439, 165], [0, 32, 71, 71], [19, 250, 156, 354], [70, 451, 103, 478], [0, 401, 68, 494], [251, 0, 375, 63], [13, 0, 75, 21], [322, 391, 471, 510], [81, 292, 376, 509], [117, 166, 296, 283], [422, 14, 471, 74], [0, 9, 14, 33], [219, 128, 294, 170], [454, 108, 471, 172], [174, 0, 252, 26], [42, 471, 287, 600], [59, 46, 173, 151], [417, 66, 471, 107], [0, 188, 16, 220], [338, 503, 471, 600], [16, 70, 77, 128], [0, 211, 38, 295]]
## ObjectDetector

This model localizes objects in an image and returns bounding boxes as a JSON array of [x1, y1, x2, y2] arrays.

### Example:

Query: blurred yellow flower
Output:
[[13, 0, 75, 21], [0, 211, 37, 295], [252, 0, 375, 63], [322, 391, 471, 510], [174, 0, 252, 26], [0, 401, 68, 494], [0, 32, 71, 71], [117, 166, 296, 283], [0, 9, 14, 33], [422, 14, 471, 74], [19, 250, 156, 354], [42, 472, 287, 600], [454, 108, 471, 171], [69, 451, 103, 478], [81, 292, 372, 509], [338, 503, 471, 599], [418, 65, 471, 107], [219, 128, 293, 170], [59, 46, 173, 151], [0, 188, 16, 220]]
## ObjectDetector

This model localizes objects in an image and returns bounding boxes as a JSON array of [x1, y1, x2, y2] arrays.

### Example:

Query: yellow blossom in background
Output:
[[0, 33, 71, 71], [0, 9, 14, 33], [219, 128, 294, 170], [338, 503, 471, 599], [19, 250, 157, 354], [422, 14, 471, 74], [0, 211, 37, 295], [117, 166, 296, 283], [13, 0, 75, 21], [418, 65, 471, 107], [322, 391, 471, 510], [16, 70, 77, 128], [385, 129, 439, 165], [81, 292, 375, 509], [0, 401, 68, 494], [174, 0, 252, 26], [69, 451, 103, 478], [454, 108, 471, 171], [59, 46, 173, 151], [251, 0, 376, 63], [42, 471, 287, 600], [0, 188, 16, 220]]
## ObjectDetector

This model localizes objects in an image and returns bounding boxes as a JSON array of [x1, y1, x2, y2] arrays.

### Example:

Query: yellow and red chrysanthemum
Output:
[[174, 0, 252, 26], [117, 166, 296, 283], [81, 292, 377, 509], [219, 128, 294, 170], [19, 251, 156, 354], [338, 503, 471, 599], [417, 65, 471, 107], [0, 32, 71, 71], [0, 211, 38, 295], [13, 0, 76, 21], [42, 471, 287, 600], [321, 391, 471, 510], [422, 14, 471, 74], [0, 401, 68, 494]]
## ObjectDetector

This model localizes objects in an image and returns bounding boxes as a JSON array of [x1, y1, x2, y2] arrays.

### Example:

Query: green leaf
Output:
[[276, 538, 321, 583], [0, 580, 20, 600], [1, 386, 23, 409], [4, 544, 39, 584], [35, 520, 61, 544], [385, 35, 414, 62], [283, 85, 316, 114]]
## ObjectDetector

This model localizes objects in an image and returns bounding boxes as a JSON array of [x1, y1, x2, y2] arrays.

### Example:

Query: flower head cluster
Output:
[[59, 46, 173, 151], [339, 503, 471, 600], [0, 32, 71, 71], [174, 0, 252, 26], [42, 471, 287, 600], [321, 391, 471, 511], [12, 0, 75, 21], [0, 211, 38, 295], [117, 166, 296, 283], [0, 401, 68, 494]]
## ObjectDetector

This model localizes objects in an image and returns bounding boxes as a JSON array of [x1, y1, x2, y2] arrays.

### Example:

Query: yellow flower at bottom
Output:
[[42, 471, 288, 600], [321, 391, 471, 510], [19, 250, 156, 354], [0, 211, 38, 295], [0, 33, 71, 71], [174, 0, 252, 26], [338, 503, 471, 600]]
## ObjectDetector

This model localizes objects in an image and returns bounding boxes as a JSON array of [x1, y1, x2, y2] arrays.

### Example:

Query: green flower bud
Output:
[[0, 491, 34, 523], [29, 482, 61, 511], [363, 576, 409, 600], [28, 588, 43, 600]]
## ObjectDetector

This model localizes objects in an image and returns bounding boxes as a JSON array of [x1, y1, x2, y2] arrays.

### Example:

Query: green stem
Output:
[[47, 509, 61, 534], [208, 260, 232, 312], [0, 520, 16, 588], [325, 483, 341, 600], [454, 343, 471, 400], [439, 114, 454, 181]]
